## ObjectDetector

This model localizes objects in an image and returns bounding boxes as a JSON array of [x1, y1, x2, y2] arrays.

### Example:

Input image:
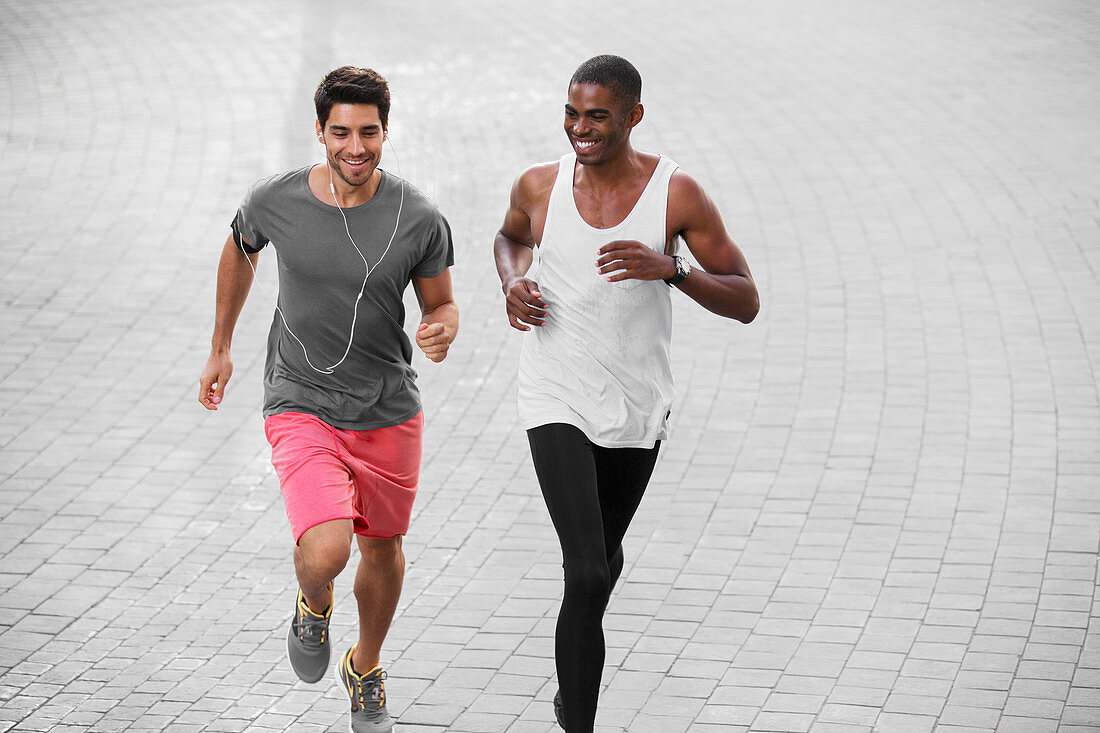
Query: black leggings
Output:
[[527, 423, 661, 733]]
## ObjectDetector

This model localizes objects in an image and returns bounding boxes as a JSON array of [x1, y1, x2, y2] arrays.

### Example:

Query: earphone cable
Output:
[[236, 137, 405, 375]]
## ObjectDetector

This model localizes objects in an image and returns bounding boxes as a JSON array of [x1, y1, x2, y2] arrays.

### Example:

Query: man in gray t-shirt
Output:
[[198, 67, 458, 733], [233, 163, 453, 429]]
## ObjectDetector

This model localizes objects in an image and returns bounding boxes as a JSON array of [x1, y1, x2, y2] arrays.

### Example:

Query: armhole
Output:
[[662, 161, 681, 255]]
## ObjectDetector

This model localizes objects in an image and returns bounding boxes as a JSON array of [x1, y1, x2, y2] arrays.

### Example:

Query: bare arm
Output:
[[198, 234, 259, 410], [595, 170, 759, 323], [666, 171, 759, 322], [494, 167, 553, 330], [412, 269, 459, 363]]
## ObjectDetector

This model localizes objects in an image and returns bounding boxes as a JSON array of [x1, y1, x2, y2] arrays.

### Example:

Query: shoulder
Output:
[[668, 167, 717, 218], [383, 172, 452, 239], [247, 165, 311, 205], [512, 160, 560, 208], [665, 167, 727, 237], [384, 171, 441, 217], [667, 167, 707, 204], [517, 160, 560, 187]]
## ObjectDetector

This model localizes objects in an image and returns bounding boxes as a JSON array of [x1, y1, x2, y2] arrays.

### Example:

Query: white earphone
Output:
[[239, 129, 405, 375]]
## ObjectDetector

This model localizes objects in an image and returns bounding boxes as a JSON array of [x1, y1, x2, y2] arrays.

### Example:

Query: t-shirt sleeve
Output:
[[229, 184, 270, 254], [411, 211, 455, 279]]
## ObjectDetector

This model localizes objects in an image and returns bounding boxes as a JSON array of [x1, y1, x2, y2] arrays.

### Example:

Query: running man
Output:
[[493, 55, 758, 732], [199, 66, 458, 733]]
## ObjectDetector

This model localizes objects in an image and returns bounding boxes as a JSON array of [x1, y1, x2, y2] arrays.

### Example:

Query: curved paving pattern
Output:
[[1, 1, 1098, 731]]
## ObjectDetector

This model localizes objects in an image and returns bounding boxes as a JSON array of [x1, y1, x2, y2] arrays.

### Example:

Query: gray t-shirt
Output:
[[232, 165, 454, 430]]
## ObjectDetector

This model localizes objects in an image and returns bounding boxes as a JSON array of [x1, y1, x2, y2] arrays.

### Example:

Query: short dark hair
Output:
[[314, 66, 391, 129], [570, 55, 641, 109]]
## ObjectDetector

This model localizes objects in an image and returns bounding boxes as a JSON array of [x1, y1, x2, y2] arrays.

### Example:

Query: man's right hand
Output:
[[198, 352, 233, 410], [504, 277, 548, 331]]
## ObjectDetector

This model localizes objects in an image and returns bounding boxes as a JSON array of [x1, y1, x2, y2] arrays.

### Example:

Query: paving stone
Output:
[[1, 1, 1099, 732]]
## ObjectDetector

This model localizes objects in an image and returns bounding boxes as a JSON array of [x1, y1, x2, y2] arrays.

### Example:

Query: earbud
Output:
[[318, 134, 324, 142]]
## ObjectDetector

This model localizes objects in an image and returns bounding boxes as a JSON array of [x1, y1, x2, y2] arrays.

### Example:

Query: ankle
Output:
[[351, 647, 380, 676], [301, 583, 332, 615]]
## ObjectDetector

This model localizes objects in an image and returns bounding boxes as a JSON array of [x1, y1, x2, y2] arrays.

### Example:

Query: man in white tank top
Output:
[[493, 55, 759, 732]]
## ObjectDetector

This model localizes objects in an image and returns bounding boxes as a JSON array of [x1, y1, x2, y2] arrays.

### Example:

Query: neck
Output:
[[326, 166, 382, 207], [574, 145, 644, 192]]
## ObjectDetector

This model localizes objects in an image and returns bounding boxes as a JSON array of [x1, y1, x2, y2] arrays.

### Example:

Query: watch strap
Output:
[[665, 255, 689, 286]]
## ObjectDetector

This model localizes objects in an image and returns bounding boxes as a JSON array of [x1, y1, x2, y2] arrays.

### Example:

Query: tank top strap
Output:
[[652, 155, 679, 194], [544, 153, 576, 225], [629, 155, 679, 250], [633, 155, 677, 210]]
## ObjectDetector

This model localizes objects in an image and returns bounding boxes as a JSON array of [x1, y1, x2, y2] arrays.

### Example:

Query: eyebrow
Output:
[[564, 104, 612, 116], [328, 123, 382, 132]]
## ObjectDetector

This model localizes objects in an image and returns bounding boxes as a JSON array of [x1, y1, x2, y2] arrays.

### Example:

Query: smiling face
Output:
[[564, 82, 642, 166], [316, 103, 386, 188]]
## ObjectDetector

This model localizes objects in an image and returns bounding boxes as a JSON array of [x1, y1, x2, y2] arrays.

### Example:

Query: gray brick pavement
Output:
[[2, 0, 1099, 731]]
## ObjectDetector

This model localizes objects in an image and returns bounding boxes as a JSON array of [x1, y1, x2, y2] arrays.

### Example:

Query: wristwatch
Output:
[[665, 255, 691, 286]]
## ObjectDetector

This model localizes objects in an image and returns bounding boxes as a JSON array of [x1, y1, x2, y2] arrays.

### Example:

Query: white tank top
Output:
[[517, 152, 679, 448]]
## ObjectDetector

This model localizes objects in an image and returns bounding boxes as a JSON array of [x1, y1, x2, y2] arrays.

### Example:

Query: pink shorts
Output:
[[264, 411, 423, 543]]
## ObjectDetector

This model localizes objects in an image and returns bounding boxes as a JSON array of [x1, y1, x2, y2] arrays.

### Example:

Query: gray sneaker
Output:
[[286, 585, 331, 683], [336, 646, 394, 733]]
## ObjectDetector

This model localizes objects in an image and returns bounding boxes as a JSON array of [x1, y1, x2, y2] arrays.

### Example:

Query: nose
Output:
[[349, 134, 365, 155], [573, 119, 591, 136]]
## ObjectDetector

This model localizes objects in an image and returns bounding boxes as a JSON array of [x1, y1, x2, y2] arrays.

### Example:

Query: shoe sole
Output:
[[335, 657, 350, 732]]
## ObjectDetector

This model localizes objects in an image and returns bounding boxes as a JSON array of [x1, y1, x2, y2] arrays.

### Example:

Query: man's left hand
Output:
[[416, 322, 452, 363], [596, 240, 676, 282]]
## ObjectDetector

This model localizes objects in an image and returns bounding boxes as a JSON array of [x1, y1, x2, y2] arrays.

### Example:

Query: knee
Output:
[[359, 536, 404, 570], [297, 533, 351, 581], [564, 561, 611, 609]]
